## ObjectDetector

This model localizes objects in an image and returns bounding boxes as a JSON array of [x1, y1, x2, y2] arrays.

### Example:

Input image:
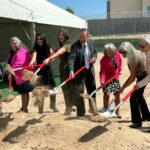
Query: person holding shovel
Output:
[[44, 29, 75, 115], [68, 28, 97, 117], [29, 33, 58, 112], [6, 37, 33, 113], [99, 43, 122, 118], [119, 42, 150, 128]]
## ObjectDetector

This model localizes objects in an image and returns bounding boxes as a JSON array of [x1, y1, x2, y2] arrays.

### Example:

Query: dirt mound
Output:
[[1, 53, 150, 150]]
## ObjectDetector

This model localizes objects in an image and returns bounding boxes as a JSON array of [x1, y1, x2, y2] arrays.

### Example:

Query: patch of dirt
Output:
[[1, 53, 150, 150]]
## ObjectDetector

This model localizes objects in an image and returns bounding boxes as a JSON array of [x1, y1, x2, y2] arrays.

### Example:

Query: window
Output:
[[147, 6, 150, 16]]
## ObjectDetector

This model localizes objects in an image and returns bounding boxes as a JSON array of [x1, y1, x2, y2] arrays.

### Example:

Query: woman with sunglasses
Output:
[[136, 35, 150, 89], [119, 42, 150, 128], [30, 33, 58, 113]]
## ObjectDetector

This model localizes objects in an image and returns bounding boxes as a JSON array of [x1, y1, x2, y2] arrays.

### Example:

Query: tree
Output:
[[65, 7, 74, 14]]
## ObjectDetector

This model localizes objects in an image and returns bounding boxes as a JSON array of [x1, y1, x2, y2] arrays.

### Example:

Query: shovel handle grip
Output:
[[34, 51, 55, 75], [97, 75, 116, 90], [122, 87, 136, 102], [64, 61, 93, 84], [8, 76, 12, 92], [13, 64, 42, 71]]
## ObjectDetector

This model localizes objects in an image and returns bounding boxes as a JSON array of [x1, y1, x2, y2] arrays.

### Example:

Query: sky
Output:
[[48, 0, 107, 17]]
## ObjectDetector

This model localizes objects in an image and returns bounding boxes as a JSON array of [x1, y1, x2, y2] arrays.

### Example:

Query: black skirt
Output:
[[12, 79, 33, 94]]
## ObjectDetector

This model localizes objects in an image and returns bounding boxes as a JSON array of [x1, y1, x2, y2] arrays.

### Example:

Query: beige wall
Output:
[[110, 0, 142, 18]]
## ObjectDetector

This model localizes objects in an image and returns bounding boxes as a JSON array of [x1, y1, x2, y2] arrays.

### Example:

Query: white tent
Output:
[[0, 0, 87, 28], [0, 0, 87, 76]]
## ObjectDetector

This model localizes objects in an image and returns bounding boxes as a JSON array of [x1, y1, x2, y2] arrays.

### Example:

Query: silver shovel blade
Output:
[[100, 110, 111, 117], [108, 112, 117, 118]]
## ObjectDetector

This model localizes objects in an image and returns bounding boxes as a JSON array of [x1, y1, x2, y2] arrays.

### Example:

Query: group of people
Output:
[[99, 38, 150, 128], [3, 29, 96, 118], [2, 28, 150, 128]]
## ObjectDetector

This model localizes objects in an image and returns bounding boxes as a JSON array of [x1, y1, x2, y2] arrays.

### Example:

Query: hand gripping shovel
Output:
[[109, 87, 136, 118], [90, 75, 116, 98], [34, 51, 55, 75], [51, 60, 94, 95]]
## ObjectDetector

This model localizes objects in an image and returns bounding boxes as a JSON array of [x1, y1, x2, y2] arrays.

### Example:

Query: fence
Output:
[[88, 17, 150, 36], [93, 38, 140, 52]]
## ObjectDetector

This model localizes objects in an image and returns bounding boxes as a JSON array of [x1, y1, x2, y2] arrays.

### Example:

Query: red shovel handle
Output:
[[34, 51, 55, 75], [13, 64, 42, 72], [97, 75, 116, 90], [122, 87, 136, 102], [8, 76, 12, 92], [64, 61, 93, 84]]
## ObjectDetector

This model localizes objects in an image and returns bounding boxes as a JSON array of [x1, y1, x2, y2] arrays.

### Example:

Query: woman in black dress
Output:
[[30, 33, 58, 112]]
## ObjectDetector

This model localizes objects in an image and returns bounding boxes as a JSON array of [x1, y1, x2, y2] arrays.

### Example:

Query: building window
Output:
[[147, 6, 150, 16]]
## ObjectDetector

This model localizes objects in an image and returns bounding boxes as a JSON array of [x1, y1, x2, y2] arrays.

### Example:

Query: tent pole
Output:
[[30, 22, 36, 49]]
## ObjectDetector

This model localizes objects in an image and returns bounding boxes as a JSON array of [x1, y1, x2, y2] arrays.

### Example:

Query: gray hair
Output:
[[10, 37, 28, 50], [139, 35, 150, 45], [119, 42, 140, 67], [103, 43, 116, 55]]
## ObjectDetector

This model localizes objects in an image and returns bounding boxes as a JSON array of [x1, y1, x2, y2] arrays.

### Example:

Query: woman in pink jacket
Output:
[[6, 37, 33, 113], [99, 43, 122, 118]]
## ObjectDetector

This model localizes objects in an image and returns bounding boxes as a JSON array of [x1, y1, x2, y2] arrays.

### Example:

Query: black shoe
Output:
[[77, 113, 85, 117], [129, 123, 142, 128]]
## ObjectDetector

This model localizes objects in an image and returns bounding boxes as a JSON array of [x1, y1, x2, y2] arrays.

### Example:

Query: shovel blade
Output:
[[80, 93, 98, 115], [100, 110, 111, 117], [108, 112, 117, 118]]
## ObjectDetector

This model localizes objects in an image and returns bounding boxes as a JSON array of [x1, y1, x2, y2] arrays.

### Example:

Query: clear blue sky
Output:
[[48, 0, 107, 17]]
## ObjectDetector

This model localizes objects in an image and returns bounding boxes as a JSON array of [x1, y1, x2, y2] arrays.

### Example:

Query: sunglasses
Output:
[[36, 38, 43, 41], [139, 44, 145, 49]]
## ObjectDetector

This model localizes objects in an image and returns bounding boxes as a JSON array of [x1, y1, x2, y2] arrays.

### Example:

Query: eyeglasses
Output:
[[139, 44, 145, 49], [36, 38, 43, 41]]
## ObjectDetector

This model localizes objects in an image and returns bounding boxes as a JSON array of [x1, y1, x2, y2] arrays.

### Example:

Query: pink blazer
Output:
[[99, 51, 122, 83], [7, 48, 31, 85]]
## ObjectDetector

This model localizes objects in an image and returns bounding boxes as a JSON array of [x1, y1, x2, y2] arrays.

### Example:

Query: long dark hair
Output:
[[58, 29, 70, 47], [33, 33, 50, 56]]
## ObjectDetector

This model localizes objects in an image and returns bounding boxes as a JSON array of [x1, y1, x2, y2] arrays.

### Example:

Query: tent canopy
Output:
[[0, 0, 87, 28]]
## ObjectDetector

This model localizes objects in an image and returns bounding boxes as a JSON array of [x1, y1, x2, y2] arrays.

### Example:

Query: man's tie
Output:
[[83, 45, 89, 69]]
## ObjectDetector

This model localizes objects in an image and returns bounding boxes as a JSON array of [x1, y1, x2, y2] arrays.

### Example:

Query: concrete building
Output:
[[108, 0, 150, 18]]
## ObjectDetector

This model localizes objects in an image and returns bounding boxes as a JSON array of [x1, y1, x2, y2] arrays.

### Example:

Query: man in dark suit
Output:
[[68, 28, 97, 117]]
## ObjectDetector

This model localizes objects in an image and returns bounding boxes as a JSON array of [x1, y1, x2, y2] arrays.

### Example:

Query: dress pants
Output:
[[130, 75, 150, 124]]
